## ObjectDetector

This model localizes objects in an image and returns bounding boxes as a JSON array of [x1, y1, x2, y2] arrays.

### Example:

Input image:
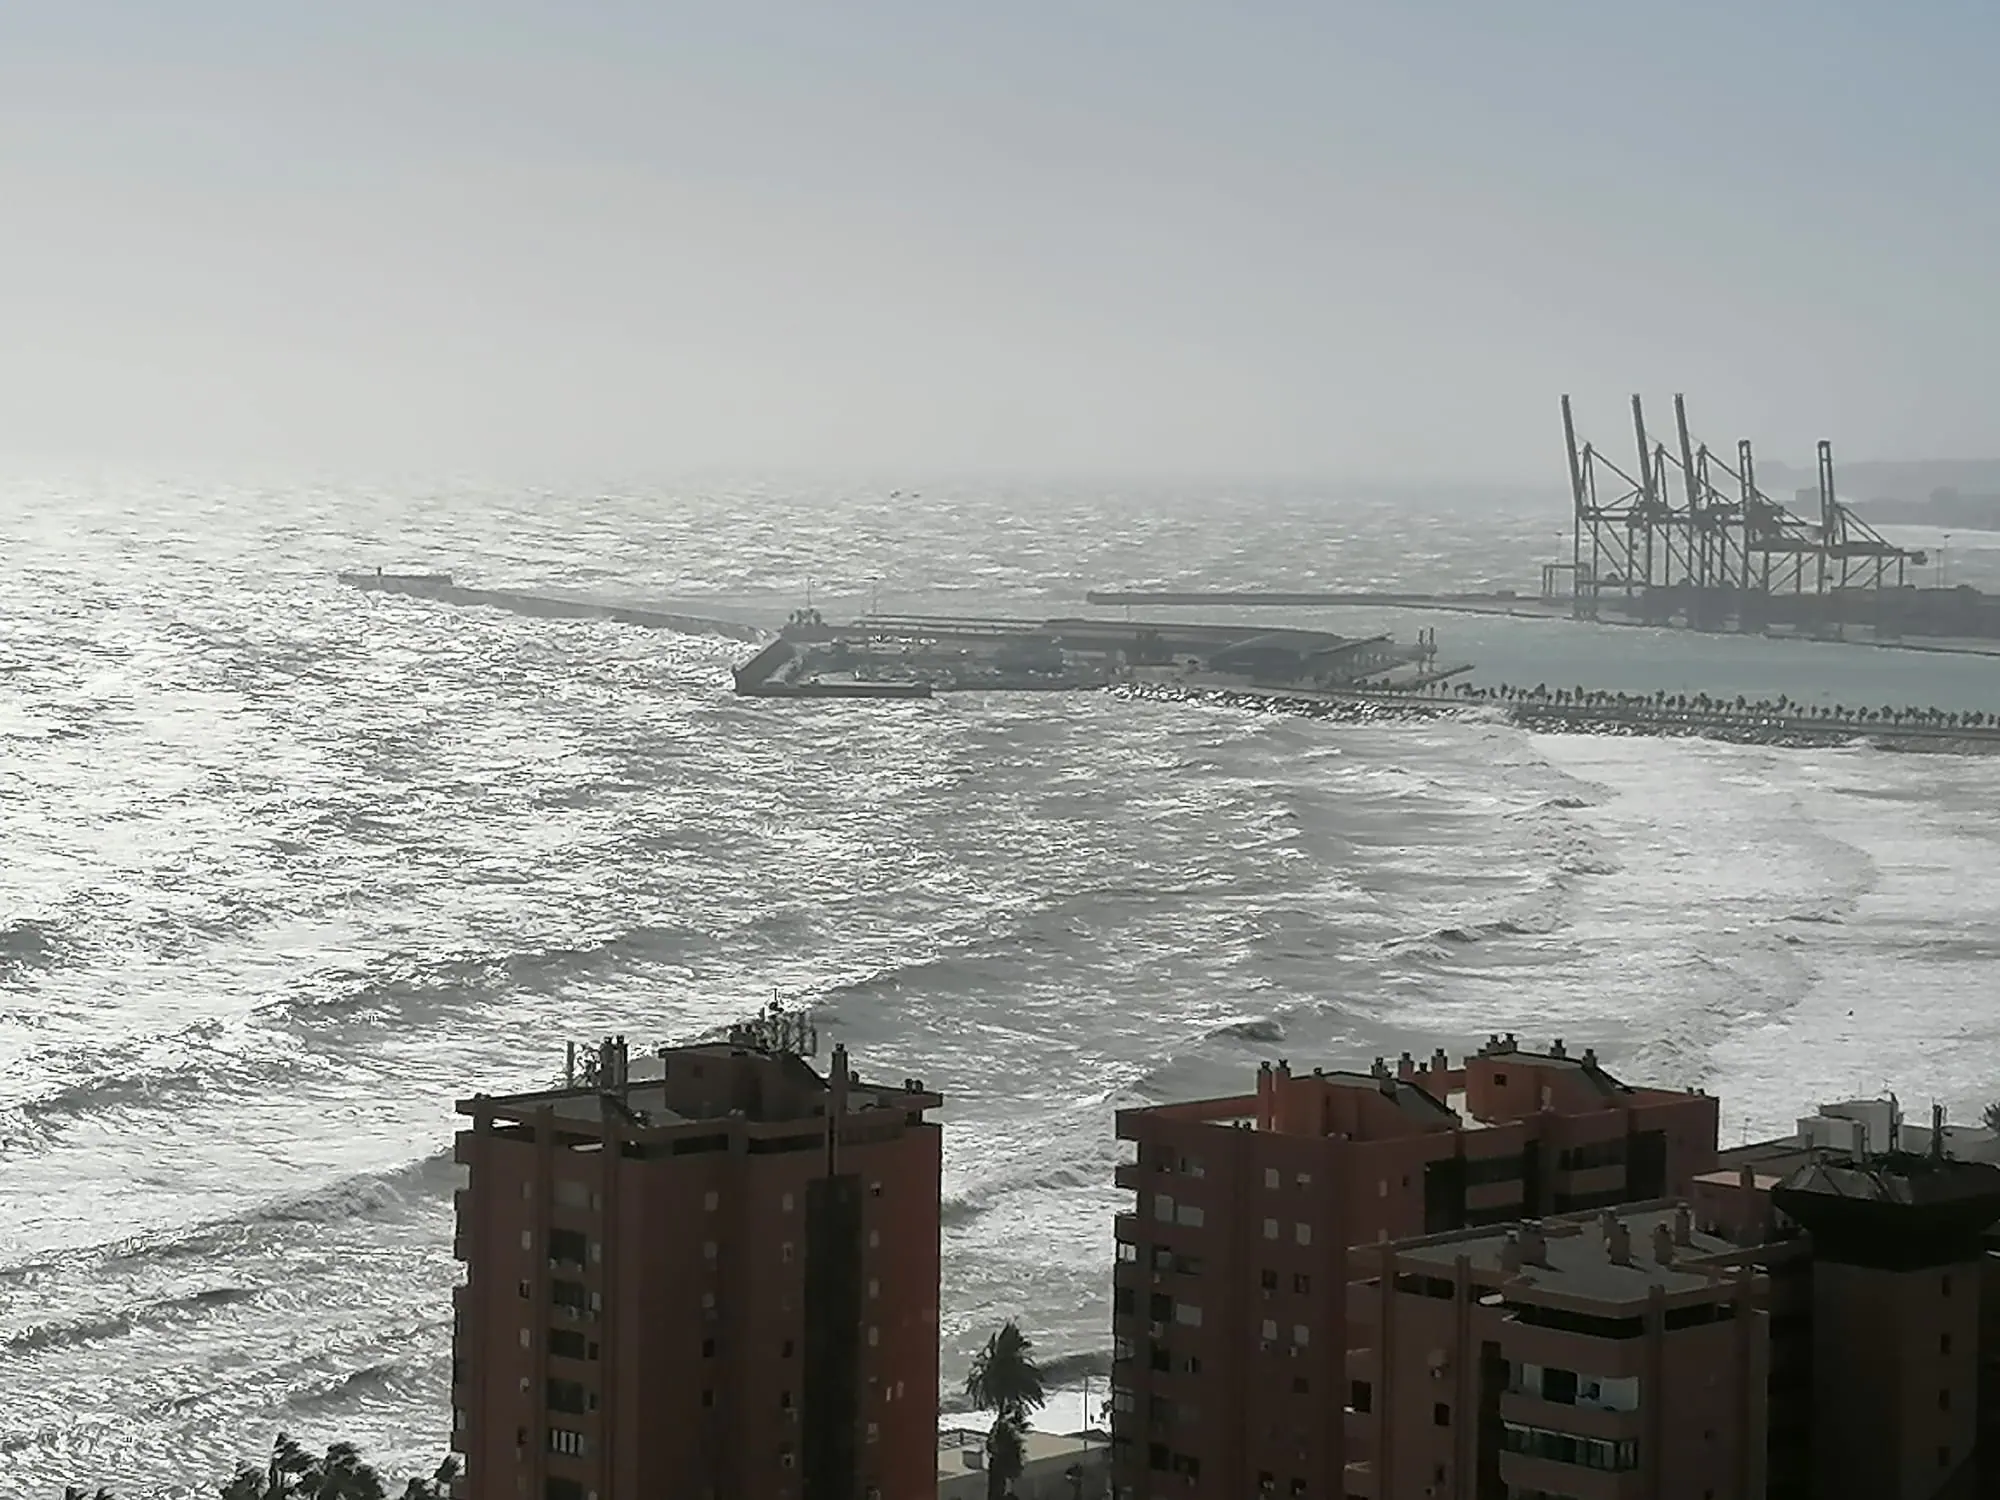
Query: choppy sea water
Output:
[[2, 472, 1996, 1496]]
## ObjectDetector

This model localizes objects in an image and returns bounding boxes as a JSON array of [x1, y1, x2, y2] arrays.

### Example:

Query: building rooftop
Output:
[[458, 1036, 941, 1134], [1778, 1151, 2000, 1210], [1387, 1201, 1748, 1307], [936, 1428, 1103, 1482]]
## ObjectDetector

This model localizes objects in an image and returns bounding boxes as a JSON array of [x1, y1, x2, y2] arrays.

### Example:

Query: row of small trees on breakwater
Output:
[[1431, 682, 1998, 733]]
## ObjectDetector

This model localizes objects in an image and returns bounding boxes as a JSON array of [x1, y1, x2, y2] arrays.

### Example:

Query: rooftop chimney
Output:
[[1503, 1032, 1517, 1052], [1499, 1231, 1523, 1274], [1653, 1223, 1675, 1265], [1433, 1047, 1449, 1073], [1932, 1103, 1947, 1159], [826, 1043, 851, 1176], [1370, 1056, 1388, 1078], [1738, 1163, 1755, 1194], [1606, 1216, 1631, 1265], [1673, 1204, 1692, 1246], [1582, 1047, 1597, 1068], [1397, 1051, 1416, 1080], [1550, 1038, 1566, 1059], [1519, 1221, 1547, 1267]]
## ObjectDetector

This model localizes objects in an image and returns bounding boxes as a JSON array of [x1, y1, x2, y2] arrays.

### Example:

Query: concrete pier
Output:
[[338, 571, 771, 643]]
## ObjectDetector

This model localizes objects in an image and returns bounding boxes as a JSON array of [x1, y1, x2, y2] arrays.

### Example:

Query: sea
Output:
[[2, 470, 1996, 1495]]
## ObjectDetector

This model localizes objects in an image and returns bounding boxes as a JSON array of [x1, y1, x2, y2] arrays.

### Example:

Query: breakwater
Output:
[[1115, 681, 2000, 755], [338, 571, 770, 643]]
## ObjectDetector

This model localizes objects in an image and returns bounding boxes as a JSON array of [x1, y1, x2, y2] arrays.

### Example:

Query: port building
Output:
[[449, 1029, 943, 1500], [1109, 1035, 1720, 1500]]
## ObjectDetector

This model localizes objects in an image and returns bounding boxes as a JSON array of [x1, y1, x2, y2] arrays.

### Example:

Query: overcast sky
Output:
[[1, 2, 1992, 480]]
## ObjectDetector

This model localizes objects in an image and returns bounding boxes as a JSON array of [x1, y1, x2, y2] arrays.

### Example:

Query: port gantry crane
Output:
[[1556, 393, 1923, 635]]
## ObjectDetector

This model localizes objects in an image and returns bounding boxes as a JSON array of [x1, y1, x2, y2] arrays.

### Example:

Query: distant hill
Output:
[[1754, 458, 2000, 504]]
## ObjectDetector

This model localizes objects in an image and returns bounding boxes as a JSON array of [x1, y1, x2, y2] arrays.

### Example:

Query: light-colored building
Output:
[[937, 1427, 1110, 1500]]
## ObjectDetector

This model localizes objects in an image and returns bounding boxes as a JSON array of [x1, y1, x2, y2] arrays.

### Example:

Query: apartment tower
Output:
[[1109, 1036, 1718, 1499], [1770, 1137, 2000, 1500], [450, 1029, 944, 1500]]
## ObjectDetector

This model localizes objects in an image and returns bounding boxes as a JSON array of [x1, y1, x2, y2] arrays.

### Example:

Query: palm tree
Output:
[[218, 1436, 389, 1500], [398, 1459, 460, 1500], [965, 1320, 1048, 1500]]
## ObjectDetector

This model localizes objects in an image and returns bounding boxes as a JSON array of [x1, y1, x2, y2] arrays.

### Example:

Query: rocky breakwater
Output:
[[1115, 679, 2000, 755]]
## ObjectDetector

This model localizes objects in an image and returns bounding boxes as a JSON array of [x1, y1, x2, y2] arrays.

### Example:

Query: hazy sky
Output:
[[1, 2, 1993, 479]]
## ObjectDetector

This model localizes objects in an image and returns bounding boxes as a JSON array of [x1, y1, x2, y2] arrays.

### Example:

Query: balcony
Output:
[[1499, 1392, 1640, 1440], [1497, 1450, 1639, 1500]]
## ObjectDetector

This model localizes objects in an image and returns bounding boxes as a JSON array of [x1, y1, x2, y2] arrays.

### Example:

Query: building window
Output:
[[866, 1423, 879, 1444], [522, 1181, 533, 1200], [1288, 1480, 1305, 1496], [547, 1428, 585, 1457], [1291, 1324, 1309, 1347], [781, 1191, 794, 1213], [1942, 1334, 1953, 1355], [1261, 1269, 1278, 1291], [1154, 1194, 1175, 1222], [1177, 1155, 1205, 1178], [1263, 1218, 1279, 1240], [701, 1338, 716, 1358], [1264, 1167, 1280, 1189], [1175, 1203, 1204, 1228], [1174, 1302, 1202, 1328], [519, 1281, 532, 1299], [1433, 1402, 1450, 1427], [868, 1229, 879, 1248], [1432, 1462, 1446, 1483], [1257, 1472, 1273, 1492], [1118, 1242, 1139, 1264], [556, 1179, 589, 1209], [521, 1230, 534, 1251], [781, 1242, 794, 1263], [1292, 1274, 1311, 1294], [701, 1291, 716, 1311], [870, 1180, 883, 1197], [782, 1339, 795, 1358], [1348, 1381, 1371, 1414], [1494, 1072, 1507, 1085], [704, 1190, 719, 1211], [868, 1277, 879, 1299], [868, 1326, 880, 1347], [701, 1389, 714, 1408], [1181, 1355, 1202, 1375], [1294, 1223, 1311, 1246], [519, 1328, 532, 1349], [780, 1391, 793, 1409], [1262, 1318, 1278, 1340], [1292, 1376, 1308, 1395], [1295, 1171, 1311, 1188]]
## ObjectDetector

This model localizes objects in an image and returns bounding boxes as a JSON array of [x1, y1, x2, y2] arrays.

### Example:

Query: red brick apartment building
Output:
[[450, 1034, 943, 1500], [1109, 1036, 1719, 1499], [1345, 1202, 1768, 1500], [1334, 1130, 2000, 1500]]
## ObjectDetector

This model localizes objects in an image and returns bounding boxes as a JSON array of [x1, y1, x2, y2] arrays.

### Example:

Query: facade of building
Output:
[[450, 1034, 943, 1500], [1770, 1148, 2000, 1500], [1108, 1036, 1720, 1499], [1345, 1201, 1769, 1499]]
